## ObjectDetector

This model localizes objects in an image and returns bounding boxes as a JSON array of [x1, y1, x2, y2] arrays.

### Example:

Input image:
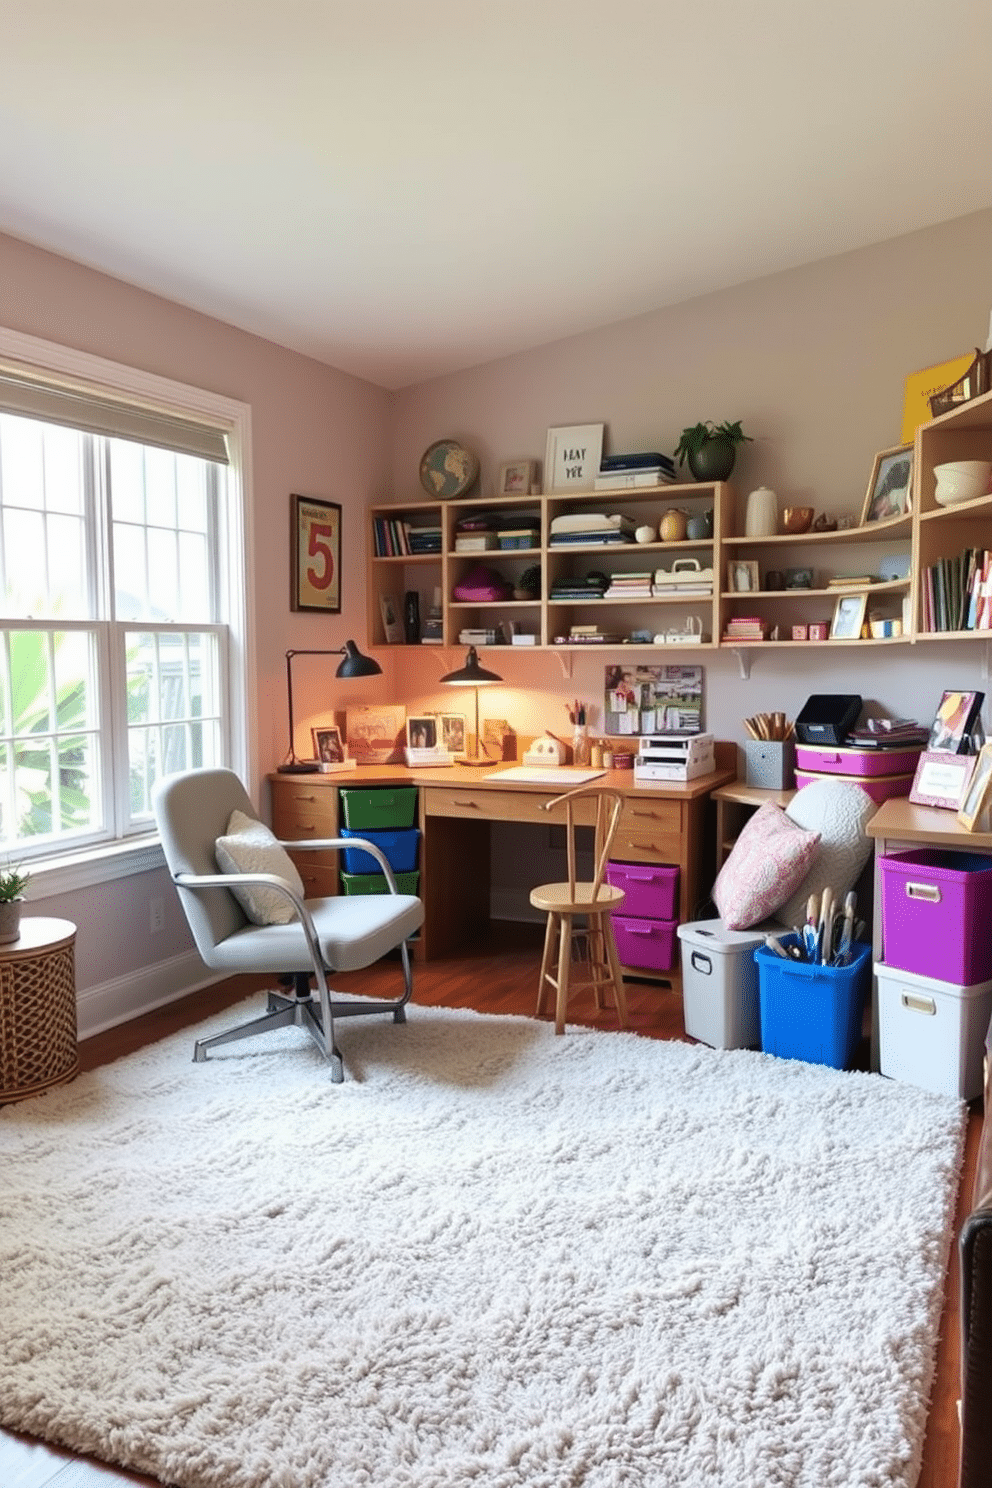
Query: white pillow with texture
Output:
[[773, 779, 875, 930], [215, 808, 305, 925]]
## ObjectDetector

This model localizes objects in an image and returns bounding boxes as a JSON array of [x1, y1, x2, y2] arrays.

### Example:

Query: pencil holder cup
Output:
[[743, 740, 796, 790]]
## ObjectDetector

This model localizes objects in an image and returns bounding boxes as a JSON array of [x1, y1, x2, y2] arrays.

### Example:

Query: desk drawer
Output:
[[611, 830, 681, 865], [285, 854, 339, 898], [271, 783, 338, 839], [422, 786, 593, 825], [619, 798, 682, 835]]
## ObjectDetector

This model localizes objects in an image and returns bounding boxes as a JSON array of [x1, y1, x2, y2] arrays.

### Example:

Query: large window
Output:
[[0, 331, 252, 868]]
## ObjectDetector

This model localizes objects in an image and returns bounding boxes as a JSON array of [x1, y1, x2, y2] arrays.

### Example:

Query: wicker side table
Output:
[[0, 917, 78, 1103]]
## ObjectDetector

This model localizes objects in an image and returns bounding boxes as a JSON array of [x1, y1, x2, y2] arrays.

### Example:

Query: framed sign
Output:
[[544, 423, 604, 492], [291, 494, 341, 613], [908, 750, 977, 810]]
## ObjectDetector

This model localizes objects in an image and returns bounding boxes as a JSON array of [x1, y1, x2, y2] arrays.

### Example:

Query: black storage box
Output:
[[795, 694, 862, 746]]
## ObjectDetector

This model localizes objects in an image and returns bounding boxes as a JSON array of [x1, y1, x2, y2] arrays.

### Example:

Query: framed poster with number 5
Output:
[[291, 494, 342, 613]]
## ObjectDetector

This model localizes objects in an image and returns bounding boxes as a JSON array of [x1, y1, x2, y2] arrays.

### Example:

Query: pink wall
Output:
[[0, 231, 393, 998]]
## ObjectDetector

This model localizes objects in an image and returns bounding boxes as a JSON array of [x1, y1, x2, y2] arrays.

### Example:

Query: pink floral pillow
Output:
[[712, 802, 821, 930]]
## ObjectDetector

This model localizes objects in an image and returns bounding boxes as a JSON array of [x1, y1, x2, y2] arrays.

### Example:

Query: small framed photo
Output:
[[497, 460, 534, 496], [861, 445, 913, 525], [728, 559, 759, 593], [928, 689, 985, 754], [909, 750, 977, 810], [291, 494, 341, 613], [957, 744, 992, 830], [311, 725, 344, 764], [830, 592, 867, 639], [406, 715, 438, 750], [439, 713, 466, 753], [544, 423, 604, 493], [784, 566, 814, 589]]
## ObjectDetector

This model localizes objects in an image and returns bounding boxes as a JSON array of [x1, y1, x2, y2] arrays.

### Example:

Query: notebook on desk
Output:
[[490, 766, 606, 786]]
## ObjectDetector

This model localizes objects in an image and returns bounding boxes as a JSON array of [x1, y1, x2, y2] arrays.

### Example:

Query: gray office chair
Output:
[[152, 768, 424, 1082]]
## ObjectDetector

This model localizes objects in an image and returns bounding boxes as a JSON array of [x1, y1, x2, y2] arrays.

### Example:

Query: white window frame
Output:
[[0, 325, 256, 897]]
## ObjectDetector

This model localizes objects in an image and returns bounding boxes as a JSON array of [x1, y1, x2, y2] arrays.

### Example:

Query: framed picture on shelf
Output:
[[830, 592, 868, 639], [861, 445, 913, 525], [497, 459, 535, 496], [311, 726, 345, 764], [909, 750, 976, 810], [928, 689, 985, 753], [728, 559, 759, 593], [379, 592, 403, 643], [406, 715, 438, 750], [957, 744, 992, 830], [290, 494, 341, 613], [544, 423, 604, 492], [346, 705, 406, 764]]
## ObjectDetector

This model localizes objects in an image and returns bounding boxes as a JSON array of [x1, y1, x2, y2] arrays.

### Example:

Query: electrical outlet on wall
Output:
[[149, 897, 165, 934]]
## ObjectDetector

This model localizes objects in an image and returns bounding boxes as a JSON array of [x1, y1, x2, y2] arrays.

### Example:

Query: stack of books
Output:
[[454, 532, 498, 552], [374, 517, 443, 556], [604, 571, 653, 599], [594, 452, 677, 490], [496, 529, 540, 549], [922, 546, 992, 633], [846, 718, 930, 749], [458, 627, 498, 645], [549, 513, 636, 546], [556, 626, 623, 644], [407, 521, 442, 554], [722, 616, 769, 642], [551, 577, 607, 601]]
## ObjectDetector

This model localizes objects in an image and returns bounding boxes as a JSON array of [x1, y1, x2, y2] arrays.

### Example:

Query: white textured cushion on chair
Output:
[[772, 779, 875, 931], [712, 802, 821, 930], [215, 809, 306, 925]]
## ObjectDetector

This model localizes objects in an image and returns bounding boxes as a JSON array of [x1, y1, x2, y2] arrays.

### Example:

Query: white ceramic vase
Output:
[[744, 486, 778, 537]]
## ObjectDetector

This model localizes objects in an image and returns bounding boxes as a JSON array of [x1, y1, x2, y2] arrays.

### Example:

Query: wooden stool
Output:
[[530, 787, 628, 1034]]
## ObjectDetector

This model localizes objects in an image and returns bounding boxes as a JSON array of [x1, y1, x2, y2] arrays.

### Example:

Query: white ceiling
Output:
[[2, 1, 991, 391]]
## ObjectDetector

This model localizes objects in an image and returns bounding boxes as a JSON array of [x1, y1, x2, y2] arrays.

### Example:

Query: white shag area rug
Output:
[[0, 1000, 966, 1488]]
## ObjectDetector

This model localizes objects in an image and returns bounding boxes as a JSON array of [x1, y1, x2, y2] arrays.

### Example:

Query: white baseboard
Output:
[[76, 950, 220, 1042]]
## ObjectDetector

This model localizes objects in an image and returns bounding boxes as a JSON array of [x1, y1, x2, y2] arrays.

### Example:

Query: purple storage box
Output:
[[339, 827, 420, 876], [794, 744, 923, 777], [612, 914, 678, 972], [795, 768, 914, 804], [605, 860, 679, 920], [880, 848, 992, 985]]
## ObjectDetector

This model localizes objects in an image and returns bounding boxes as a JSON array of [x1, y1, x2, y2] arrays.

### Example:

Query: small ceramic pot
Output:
[[686, 509, 713, 540], [635, 525, 656, 544], [744, 487, 778, 537], [659, 509, 688, 543]]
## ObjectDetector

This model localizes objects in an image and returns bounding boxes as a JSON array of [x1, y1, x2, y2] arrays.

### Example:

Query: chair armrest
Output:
[[278, 837, 401, 893], [172, 870, 324, 961]]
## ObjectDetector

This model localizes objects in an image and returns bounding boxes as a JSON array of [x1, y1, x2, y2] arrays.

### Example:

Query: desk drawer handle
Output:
[[901, 992, 936, 1016], [905, 882, 941, 903]]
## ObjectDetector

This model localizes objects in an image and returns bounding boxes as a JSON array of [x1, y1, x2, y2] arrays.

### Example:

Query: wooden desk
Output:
[[270, 763, 735, 992]]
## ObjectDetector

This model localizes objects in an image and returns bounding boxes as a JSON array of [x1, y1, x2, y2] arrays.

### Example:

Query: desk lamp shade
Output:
[[440, 646, 502, 765], [278, 642, 382, 774]]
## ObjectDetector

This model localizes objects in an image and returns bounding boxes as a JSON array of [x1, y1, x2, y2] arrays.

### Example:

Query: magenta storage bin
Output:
[[612, 914, 677, 971], [339, 827, 420, 876], [880, 849, 992, 985], [794, 744, 923, 778], [605, 861, 679, 920], [795, 768, 914, 804]]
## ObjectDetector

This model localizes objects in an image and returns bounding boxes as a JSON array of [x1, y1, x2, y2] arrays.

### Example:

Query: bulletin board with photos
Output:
[[604, 664, 703, 737]]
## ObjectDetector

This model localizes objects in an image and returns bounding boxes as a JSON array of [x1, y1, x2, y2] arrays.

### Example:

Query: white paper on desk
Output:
[[490, 766, 607, 785]]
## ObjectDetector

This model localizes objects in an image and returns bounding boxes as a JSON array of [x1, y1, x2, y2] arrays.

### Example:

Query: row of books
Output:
[[921, 547, 992, 633], [722, 616, 769, 642], [372, 517, 442, 557]]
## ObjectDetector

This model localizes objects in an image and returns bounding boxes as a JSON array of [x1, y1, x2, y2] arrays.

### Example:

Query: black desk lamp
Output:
[[278, 642, 382, 774], [439, 646, 502, 766]]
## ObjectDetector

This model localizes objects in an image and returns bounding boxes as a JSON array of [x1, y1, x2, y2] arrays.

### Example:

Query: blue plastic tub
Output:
[[754, 937, 871, 1070], [339, 827, 420, 875]]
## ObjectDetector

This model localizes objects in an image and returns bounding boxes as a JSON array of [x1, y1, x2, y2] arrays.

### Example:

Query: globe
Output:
[[419, 439, 479, 498]]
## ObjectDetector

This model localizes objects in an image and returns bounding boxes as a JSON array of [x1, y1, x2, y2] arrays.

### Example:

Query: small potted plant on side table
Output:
[[673, 419, 751, 481], [0, 864, 31, 944]]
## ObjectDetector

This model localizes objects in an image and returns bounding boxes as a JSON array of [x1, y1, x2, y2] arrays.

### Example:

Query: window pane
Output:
[[108, 440, 145, 523], [0, 629, 102, 848], [144, 446, 176, 528], [125, 629, 222, 818], [111, 445, 217, 623], [0, 414, 45, 511]]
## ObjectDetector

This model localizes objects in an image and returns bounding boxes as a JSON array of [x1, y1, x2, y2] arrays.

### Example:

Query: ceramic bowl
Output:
[[781, 506, 814, 533], [933, 460, 992, 506]]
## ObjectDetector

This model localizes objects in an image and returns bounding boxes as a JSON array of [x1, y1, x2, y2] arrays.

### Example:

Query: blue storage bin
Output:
[[754, 938, 871, 1070], [339, 827, 420, 875]]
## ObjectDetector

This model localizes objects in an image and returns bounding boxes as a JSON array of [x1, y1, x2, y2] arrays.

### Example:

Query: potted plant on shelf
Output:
[[0, 863, 30, 944], [673, 420, 751, 481]]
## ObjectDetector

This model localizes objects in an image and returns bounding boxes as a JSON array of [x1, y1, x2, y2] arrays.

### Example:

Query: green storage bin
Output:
[[340, 869, 420, 897], [339, 786, 417, 829]]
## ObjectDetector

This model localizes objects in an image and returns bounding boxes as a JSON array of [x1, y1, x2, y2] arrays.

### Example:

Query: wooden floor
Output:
[[0, 923, 980, 1488]]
